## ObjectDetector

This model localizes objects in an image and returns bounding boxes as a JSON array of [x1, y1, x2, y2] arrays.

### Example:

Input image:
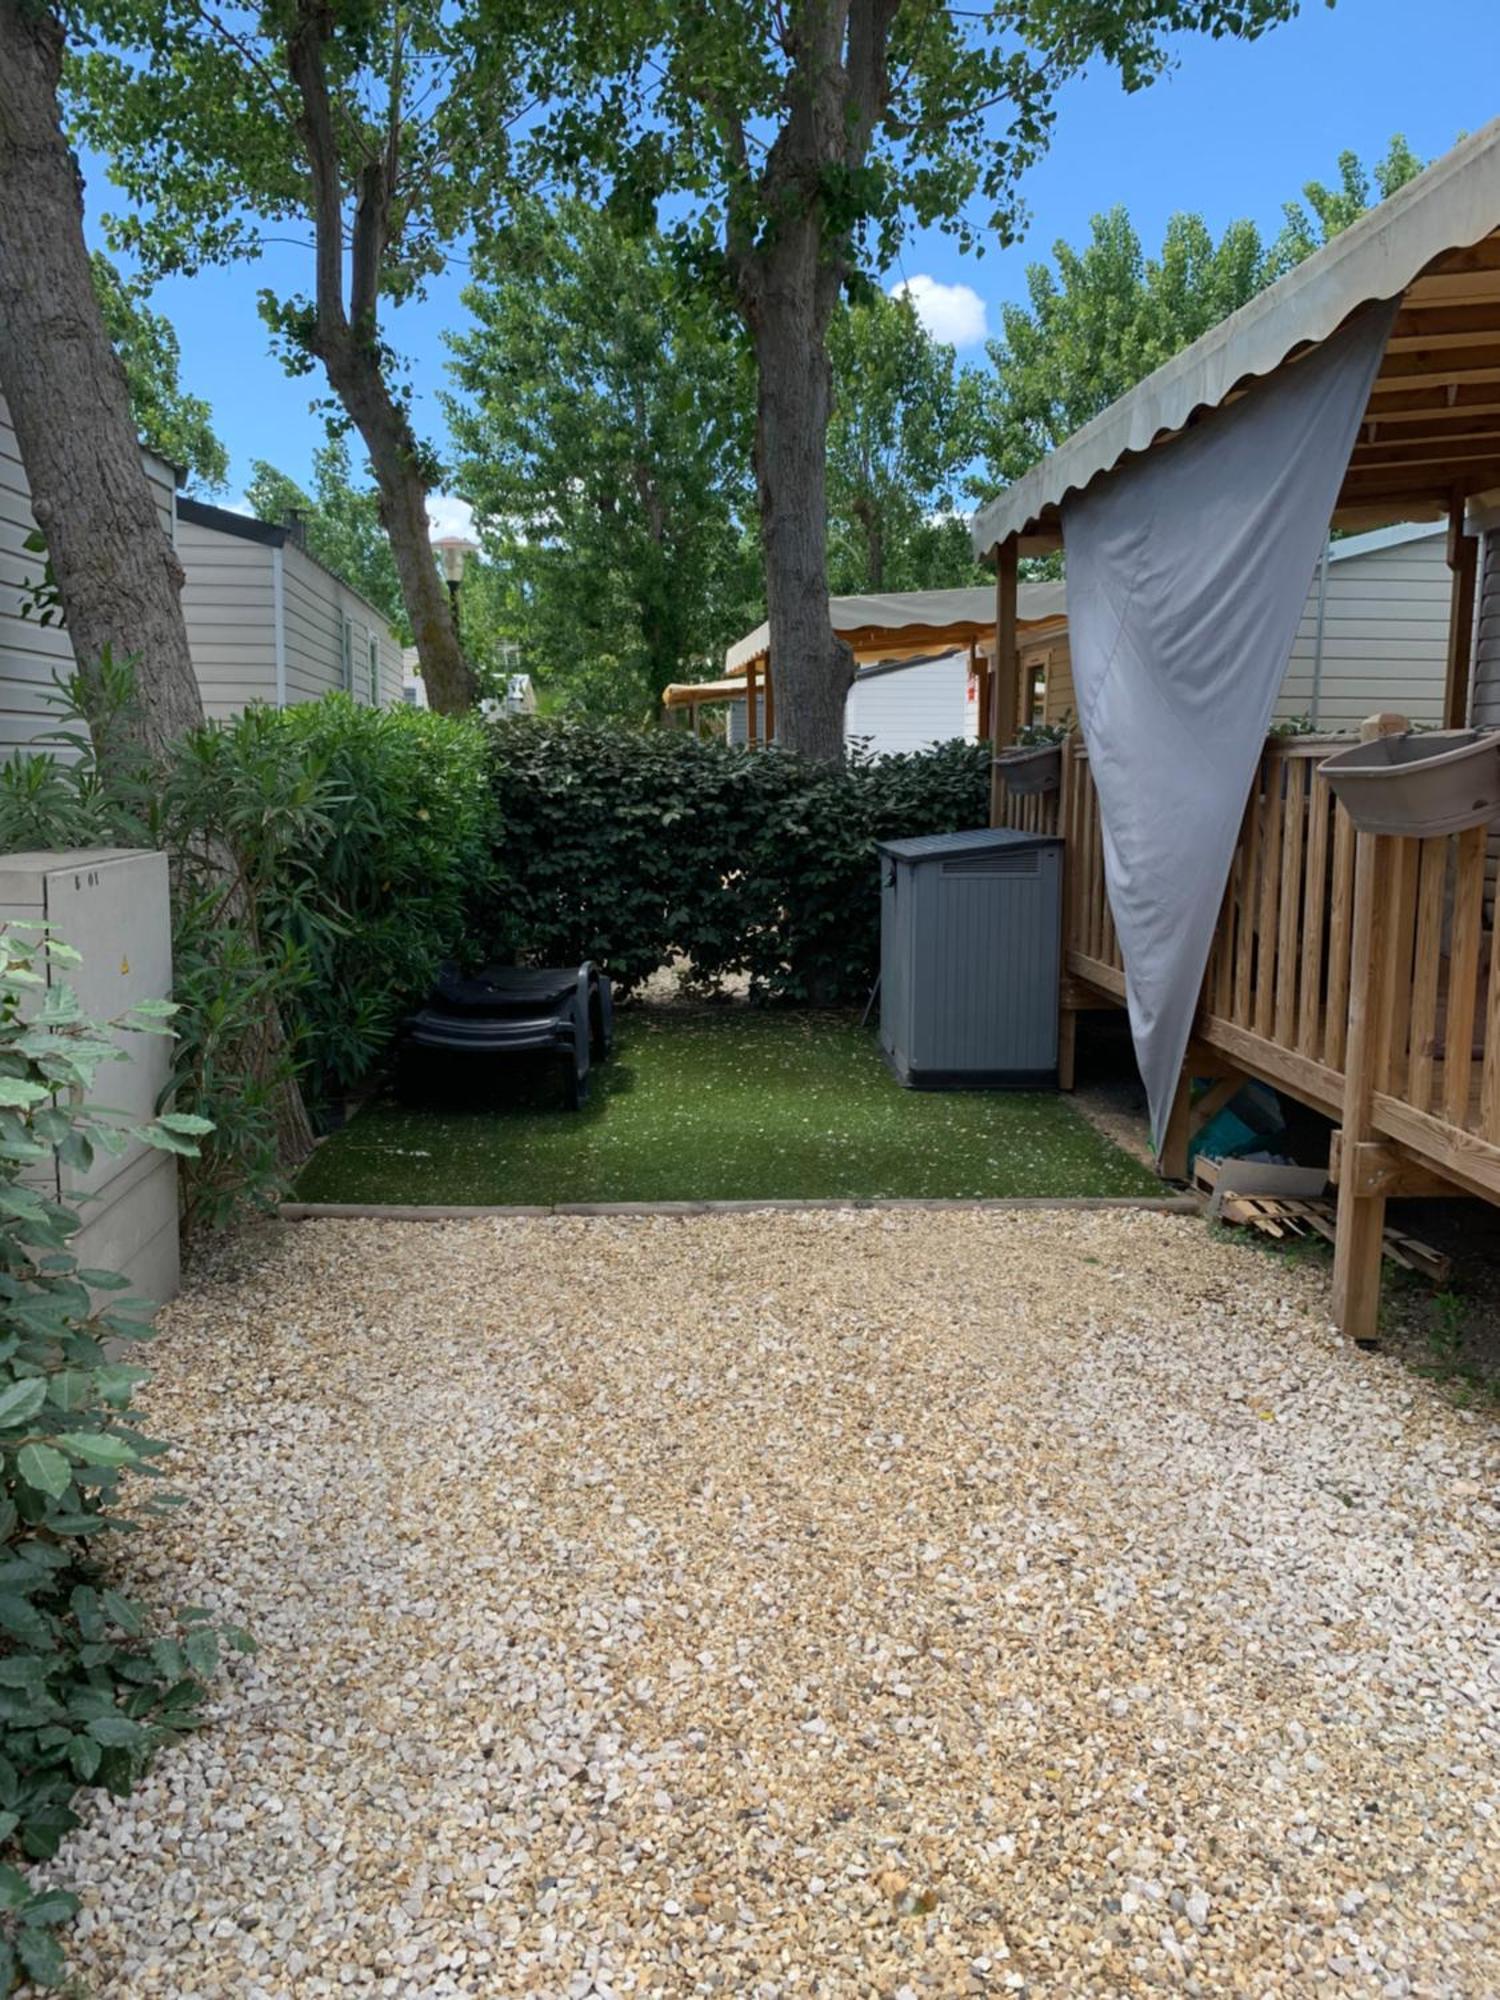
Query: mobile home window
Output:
[[368, 634, 380, 706], [340, 615, 355, 694]]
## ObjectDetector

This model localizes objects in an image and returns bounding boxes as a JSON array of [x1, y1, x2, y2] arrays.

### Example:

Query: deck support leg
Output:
[[1058, 1006, 1077, 1092], [1159, 1064, 1195, 1182], [1330, 828, 1394, 1343]]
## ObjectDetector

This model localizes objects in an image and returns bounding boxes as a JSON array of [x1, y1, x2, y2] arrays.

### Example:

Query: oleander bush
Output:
[[0, 679, 493, 1231], [0, 928, 246, 1993], [484, 718, 990, 1003]]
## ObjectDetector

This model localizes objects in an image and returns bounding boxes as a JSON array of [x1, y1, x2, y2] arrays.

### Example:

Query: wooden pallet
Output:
[[1196, 1159, 1451, 1283]]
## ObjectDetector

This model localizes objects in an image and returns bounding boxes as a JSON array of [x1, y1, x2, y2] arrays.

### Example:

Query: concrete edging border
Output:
[[278, 1194, 1200, 1222]]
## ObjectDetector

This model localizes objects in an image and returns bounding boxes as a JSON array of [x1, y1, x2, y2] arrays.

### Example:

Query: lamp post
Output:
[[434, 535, 479, 639]]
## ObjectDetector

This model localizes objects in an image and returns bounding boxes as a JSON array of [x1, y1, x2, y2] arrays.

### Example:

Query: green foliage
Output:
[[0, 928, 246, 1993], [485, 718, 989, 1005], [445, 203, 761, 719], [827, 289, 987, 595], [977, 136, 1427, 492], [0, 679, 493, 1234], [246, 442, 407, 642], [89, 254, 228, 494], [254, 700, 495, 1098], [1269, 135, 1426, 273], [542, 0, 1305, 277]]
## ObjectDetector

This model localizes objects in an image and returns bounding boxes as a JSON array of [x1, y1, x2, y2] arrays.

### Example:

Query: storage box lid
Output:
[[876, 827, 1062, 863]]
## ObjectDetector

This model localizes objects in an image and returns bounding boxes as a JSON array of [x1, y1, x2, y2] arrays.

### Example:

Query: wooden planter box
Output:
[[1318, 729, 1500, 837], [993, 742, 1063, 796]]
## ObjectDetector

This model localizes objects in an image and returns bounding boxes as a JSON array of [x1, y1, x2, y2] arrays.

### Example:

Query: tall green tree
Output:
[[90, 254, 228, 492], [67, 0, 555, 713], [978, 136, 1426, 491], [977, 207, 1269, 489], [247, 441, 406, 637], [541, 0, 1308, 761], [445, 203, 760, 720], [1269, 134, 1426, 271], [827, 289, 986, 595], [0, 0, 205, 766]]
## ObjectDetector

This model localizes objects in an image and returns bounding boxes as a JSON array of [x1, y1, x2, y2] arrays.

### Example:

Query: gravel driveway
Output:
[[46, 1211, 1499, 1998]]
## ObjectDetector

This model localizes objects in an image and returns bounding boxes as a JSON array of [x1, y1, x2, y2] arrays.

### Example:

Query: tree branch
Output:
[[284, 2, 349, 354]]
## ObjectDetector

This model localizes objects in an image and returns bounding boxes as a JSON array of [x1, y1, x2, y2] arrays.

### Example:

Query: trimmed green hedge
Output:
[[485, 719, 990, 1003]]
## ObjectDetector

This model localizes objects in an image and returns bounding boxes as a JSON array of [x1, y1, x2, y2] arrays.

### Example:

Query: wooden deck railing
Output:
[[1049, 729, 1500, 1215]]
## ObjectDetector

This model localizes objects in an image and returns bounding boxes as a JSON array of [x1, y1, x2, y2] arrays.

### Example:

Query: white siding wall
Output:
[[281, 543, 402, 709], [727, 656, 971, 753], [845, 653, 969, 755], [1275, 526, 1450, 730], [1, 394, 177, 755], [176, 516, 279, 721]]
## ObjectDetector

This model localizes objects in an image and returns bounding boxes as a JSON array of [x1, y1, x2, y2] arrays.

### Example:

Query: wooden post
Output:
[[1331, 828, 1395, 1342], [1443, 494, 1478, 730], [988, 536, 1019, 826], [745, 659, 759, 747], [1057, 733, 1077, 1090]]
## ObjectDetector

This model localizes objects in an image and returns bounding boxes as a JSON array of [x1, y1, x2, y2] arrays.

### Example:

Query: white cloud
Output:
[[427, 492, 476, 542], [889, 274, 988, 348]]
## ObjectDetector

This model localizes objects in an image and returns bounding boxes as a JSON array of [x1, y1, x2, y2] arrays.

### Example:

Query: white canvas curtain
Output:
[[1061, 300, 1399, 1150]]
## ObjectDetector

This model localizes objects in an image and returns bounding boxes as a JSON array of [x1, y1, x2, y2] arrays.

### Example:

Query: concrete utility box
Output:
[[877, 827, 1063, 1088], [0, 849, 179, 1302]]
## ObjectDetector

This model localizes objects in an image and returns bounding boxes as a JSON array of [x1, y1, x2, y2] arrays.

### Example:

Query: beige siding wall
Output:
[[1, 394, 177, 755], [1275, 527, 1450, 730], [281, 544, 402, 709], [176, 517, 278, 721]]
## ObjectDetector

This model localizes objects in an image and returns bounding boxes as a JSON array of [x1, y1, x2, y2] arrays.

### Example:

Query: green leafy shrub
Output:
[[0, 685, 493, 1233], [0, 927, 245, 1993], [485, 718, 989, 1003], [260, 699, 494, 1097]]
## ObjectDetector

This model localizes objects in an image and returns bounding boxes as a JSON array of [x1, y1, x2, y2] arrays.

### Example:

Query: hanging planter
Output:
[[994, 742, 1062, 796], [1318, 729, 1500, 838]]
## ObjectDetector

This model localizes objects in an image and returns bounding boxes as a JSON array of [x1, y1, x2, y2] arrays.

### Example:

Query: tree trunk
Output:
[[322, 338, 478, 716], [284, 4, 476, 718], [743, 218, 852, 765], [852, 494, 884, 592], [0, 0, 204, 769], [0, 3, 315, 1174]]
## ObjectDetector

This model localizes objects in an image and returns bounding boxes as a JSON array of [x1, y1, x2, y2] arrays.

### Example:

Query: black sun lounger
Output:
[[399, 961, 613, 1109]]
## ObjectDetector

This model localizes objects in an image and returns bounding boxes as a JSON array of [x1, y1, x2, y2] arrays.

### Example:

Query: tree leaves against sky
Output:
[[976, 133, 1427, 493]]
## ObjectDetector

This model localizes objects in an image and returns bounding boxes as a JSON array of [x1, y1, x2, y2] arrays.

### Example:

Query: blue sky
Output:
[[80, 0, 1500, 531]]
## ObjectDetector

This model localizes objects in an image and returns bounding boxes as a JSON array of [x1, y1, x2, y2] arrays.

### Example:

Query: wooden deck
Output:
[[996, 732, 1500, 1329]]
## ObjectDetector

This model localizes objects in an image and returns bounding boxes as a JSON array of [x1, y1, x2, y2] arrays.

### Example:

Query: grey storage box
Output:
[[0, 849, 179, 1303], [877, 827, 1062, 1089]]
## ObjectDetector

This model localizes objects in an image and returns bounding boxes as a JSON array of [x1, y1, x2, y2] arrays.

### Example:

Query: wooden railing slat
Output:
[[1324, 804, 1356, 1073], [1253, 754, 1284, 1040], [1233, 757, 1265, 1027], [1274, 758, 1307, 1046], [1442, 825, 1486, 1130], [1406, 838, 1448, 1116], [1375, 839, 1420, 1097], [1298, 774, 1332, 1059], [1482, 899, 1500, 1140]]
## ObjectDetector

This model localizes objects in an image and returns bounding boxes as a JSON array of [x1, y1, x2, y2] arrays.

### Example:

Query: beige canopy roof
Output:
[[972, 120, 1500, 556], [723, 581, 1067, 674]]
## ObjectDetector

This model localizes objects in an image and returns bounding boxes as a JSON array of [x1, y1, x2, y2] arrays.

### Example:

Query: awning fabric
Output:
[[1061, 299, 1399, 1151], [724, 581, 1067, 674], [972, 119, 1500, 554]]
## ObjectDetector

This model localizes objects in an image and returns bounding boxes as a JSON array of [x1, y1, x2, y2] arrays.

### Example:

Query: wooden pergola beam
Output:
[[988, 536, 1019, 828], [1444, 491, 1479, 729]]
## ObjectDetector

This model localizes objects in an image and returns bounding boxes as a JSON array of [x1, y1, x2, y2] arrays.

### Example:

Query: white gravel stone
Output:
[[27, 1209, 1500, 1997]]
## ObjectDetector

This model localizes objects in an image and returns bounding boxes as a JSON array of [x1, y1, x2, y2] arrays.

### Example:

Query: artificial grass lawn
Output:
[[298, 1008, 1157, 1207]]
